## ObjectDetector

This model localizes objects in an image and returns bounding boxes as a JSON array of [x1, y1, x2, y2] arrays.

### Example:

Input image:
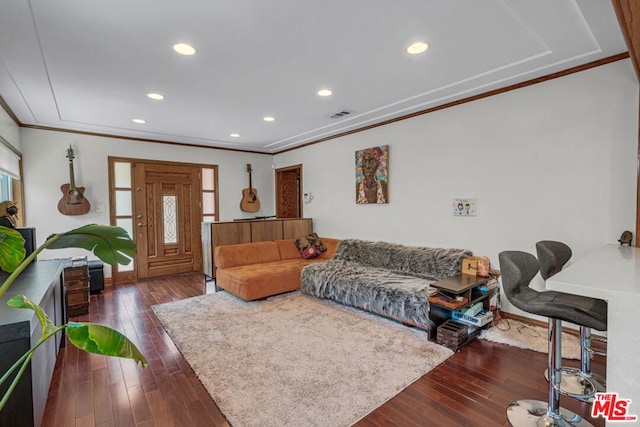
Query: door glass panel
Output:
[[116, 218, 134, 272], [202, 168, 214, 190], [203, 192, 215, 215], [163, 195, 178, 244], [114, 162, 131, 187], [115, 190, 132, 216], [201, 166, 217, 223], [117, 218, 133, 240]]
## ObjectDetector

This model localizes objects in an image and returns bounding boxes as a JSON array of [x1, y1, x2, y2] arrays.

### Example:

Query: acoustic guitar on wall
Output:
[[57, 146, 91, 216], [240, 164, 260, 213]]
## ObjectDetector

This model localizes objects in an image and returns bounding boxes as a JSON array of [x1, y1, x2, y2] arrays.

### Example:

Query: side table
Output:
[[429, 274, 496, 350], [64, 257, 90, 316]]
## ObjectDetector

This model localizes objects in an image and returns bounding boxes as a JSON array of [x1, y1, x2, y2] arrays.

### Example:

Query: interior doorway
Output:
[[275, 164, 302, 218]]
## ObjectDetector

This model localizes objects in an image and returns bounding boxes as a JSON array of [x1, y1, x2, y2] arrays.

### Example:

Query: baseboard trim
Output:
[[500, 311, 549, 328], [499, 311, 607, 344]]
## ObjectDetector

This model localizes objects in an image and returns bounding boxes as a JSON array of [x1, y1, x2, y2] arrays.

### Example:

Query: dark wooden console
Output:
[[0, 260, 65, 427]]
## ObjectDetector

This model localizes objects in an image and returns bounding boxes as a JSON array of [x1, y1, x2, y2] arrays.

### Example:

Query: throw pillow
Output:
[[295, 233, 327, 259]]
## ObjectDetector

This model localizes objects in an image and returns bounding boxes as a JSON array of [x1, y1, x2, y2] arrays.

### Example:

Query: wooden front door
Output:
[[133, 162, 202, 278], [276, 165, 302, 218]]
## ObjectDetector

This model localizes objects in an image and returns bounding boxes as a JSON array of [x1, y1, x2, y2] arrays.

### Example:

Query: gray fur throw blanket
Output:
[[300, 240, 473, 331], [333, 239, 472, 280]]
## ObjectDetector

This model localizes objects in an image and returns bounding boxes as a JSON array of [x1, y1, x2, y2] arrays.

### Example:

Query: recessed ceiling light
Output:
[[147, 93, 165, 100], [263, 116, 276, 122], [230, 133, 240, 138], [132, 118, 146, 124], [317, 89, 333, 97], [406, 42, 429, 55], [173, 43, 196, 55]]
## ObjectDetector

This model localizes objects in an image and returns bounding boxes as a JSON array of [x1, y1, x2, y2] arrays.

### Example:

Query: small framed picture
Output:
[[453, 198, 477, 216]]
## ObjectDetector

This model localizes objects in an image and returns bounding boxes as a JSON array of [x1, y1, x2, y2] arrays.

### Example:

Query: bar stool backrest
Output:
[[498, 251, 541, 315], [536, 240, 572, 280]]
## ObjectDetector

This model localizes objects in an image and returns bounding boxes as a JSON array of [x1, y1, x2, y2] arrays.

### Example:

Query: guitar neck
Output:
[[246, 164, 254, 192], [68, 160, 77, 189]]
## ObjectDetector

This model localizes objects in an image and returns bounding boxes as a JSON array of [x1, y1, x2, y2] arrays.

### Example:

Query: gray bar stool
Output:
[[499, 250, 606, 426], [536, 241, 606, 402]]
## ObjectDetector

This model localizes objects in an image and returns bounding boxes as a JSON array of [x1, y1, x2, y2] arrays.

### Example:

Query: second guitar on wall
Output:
[[240, 163, 260, 213]]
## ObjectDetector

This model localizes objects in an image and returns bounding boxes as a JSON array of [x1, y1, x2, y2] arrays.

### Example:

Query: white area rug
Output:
[[479, 319, 581, 359], [152, 291, 453, 427]]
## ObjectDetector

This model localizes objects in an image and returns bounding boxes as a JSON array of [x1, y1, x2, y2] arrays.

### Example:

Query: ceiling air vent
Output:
[[329, 109, 354, 119]]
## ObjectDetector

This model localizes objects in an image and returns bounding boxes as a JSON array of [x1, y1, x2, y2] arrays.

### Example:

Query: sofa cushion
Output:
[[275, 239, 306, 260], [214, 241, 281, 269], [216, 259, 310, 301], [276, 237, 341, 261], [294, 232, 327, 259], [316, 238, 341, 260]]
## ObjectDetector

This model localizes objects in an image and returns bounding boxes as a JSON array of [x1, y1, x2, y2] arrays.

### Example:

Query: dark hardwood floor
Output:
[[42, 273, 605, 427]]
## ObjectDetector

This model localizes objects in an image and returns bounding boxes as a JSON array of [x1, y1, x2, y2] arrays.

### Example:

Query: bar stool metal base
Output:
[[544, 367, 604, 403], [507, 400, 593, 426]]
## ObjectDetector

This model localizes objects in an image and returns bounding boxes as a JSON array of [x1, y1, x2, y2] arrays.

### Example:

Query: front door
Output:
[[133, 162, 202, 278]]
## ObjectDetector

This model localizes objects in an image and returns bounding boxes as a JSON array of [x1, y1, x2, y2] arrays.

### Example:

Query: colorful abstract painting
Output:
[[355, 145, 389, 204]]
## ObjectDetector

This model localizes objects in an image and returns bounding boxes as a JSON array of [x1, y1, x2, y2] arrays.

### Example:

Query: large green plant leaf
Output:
[[0, 226, 26, 273], [46, 224, 136, 265], [66, 323, 148, 368], [7, 295, 58, 338], [0, 224, 145, 411]]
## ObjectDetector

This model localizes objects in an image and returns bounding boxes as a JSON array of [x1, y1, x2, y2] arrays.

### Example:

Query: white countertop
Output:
[[547, 244, 640, 299], [546, 244, 640, 425]]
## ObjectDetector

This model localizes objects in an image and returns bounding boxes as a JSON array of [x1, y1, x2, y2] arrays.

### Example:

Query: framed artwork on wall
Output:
[[453, 198, 477, 216], [355, 145, 389, 204]]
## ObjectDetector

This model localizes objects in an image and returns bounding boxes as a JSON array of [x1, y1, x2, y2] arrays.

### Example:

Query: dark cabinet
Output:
[[0, 260, 65, 427]]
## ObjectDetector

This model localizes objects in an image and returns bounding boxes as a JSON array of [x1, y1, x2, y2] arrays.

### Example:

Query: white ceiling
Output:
[[0, 0, 628, 154]]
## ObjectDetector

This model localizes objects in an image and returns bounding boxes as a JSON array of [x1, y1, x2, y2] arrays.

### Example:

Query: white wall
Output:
[[17, 60, 640, 317], [20, 130, 273, 271], [275, 59, 639, 317]]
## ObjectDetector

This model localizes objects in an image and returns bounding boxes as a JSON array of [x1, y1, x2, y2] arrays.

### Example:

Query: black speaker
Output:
[[16, 227, 37, 262], [88, 260, 105, 294]]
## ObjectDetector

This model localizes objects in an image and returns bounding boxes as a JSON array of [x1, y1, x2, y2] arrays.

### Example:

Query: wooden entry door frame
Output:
[[275, 164, 303, 218], [109, 157, 210, 283]]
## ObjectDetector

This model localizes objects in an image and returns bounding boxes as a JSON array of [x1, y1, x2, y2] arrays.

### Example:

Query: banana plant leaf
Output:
[[66, 323, 147, 367], [8, 294, 147, 368], [45, 224, 136, 265], [0, 226, 26, 273], [0, 225, 146, 412], [7, 295, 58, 339]]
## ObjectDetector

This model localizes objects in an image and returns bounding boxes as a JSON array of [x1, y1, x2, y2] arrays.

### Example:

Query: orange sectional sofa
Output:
[[214, 237, 341, 301]]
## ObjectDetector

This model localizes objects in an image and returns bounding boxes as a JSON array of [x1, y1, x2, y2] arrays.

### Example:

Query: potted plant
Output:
[[0, 224, 147, 411]]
